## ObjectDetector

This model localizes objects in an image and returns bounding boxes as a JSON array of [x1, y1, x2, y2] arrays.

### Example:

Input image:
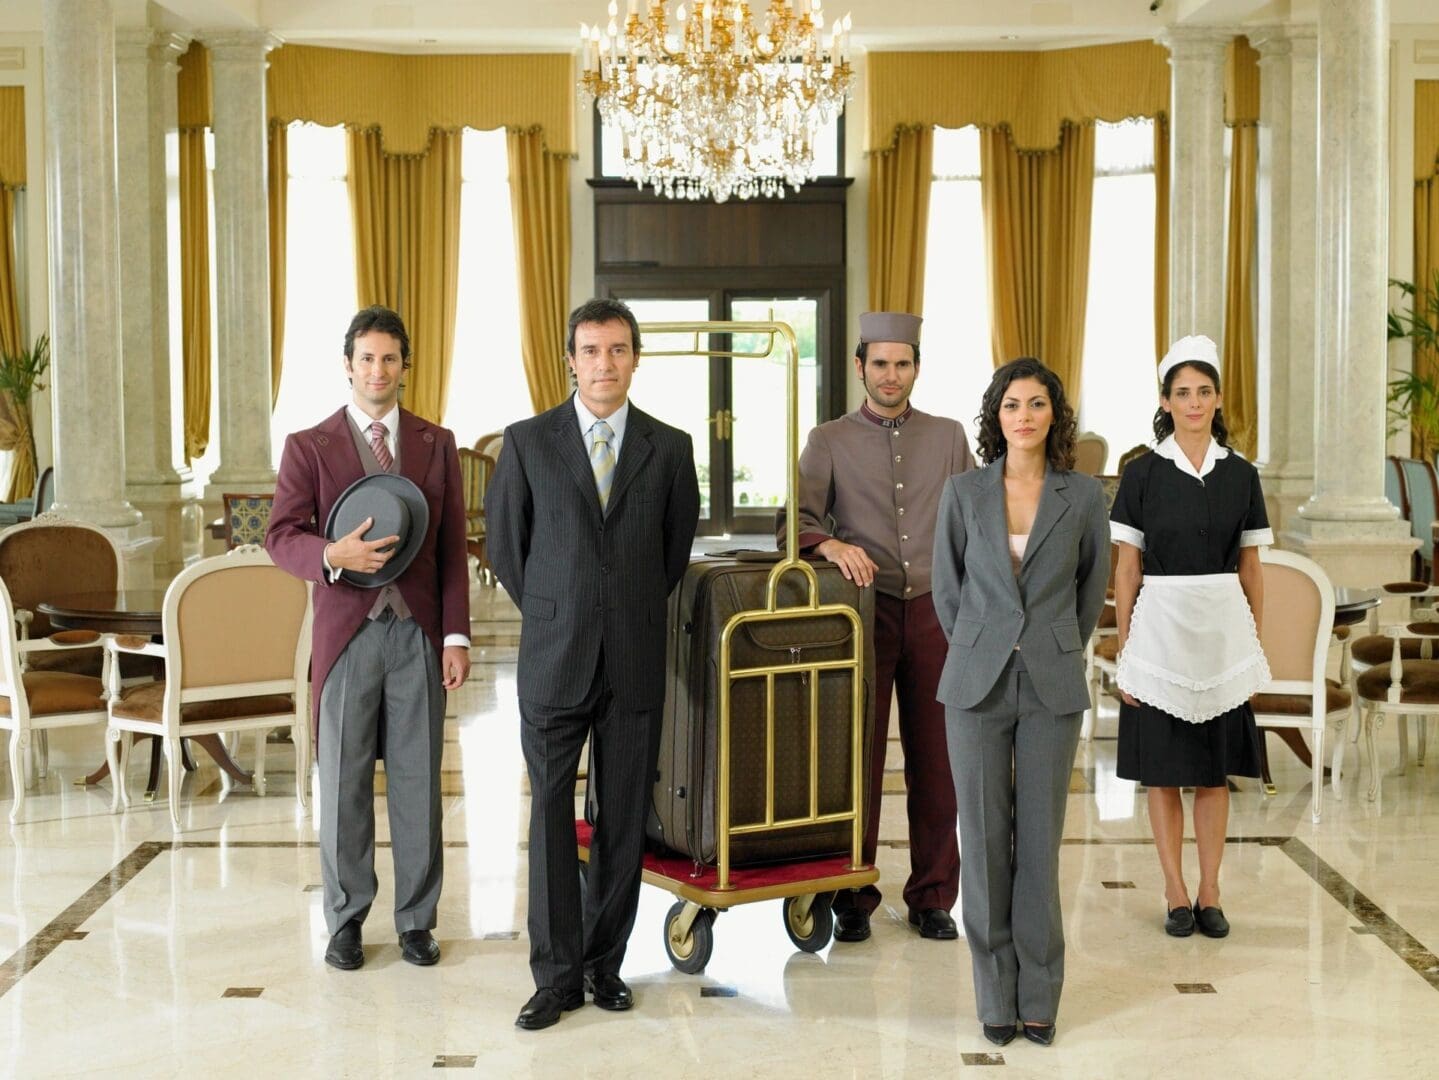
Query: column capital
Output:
[[1158, 27, 1237, 59], [114, 29, 191, 70], [1249, 24, 1317, 59], [200, 30, 281, 62]]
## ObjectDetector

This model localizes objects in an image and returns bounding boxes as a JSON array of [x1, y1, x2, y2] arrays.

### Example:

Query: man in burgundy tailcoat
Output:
[[267, 305, 470, 971]]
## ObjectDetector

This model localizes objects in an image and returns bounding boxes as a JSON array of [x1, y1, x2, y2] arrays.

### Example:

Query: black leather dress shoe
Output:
[[909, 908, 959, 940], [325, 920, 363, 971], [1021, 1023, 1056, 1046], [515, 988, 585, 1031], [833, 908, 871, 942], [1164, 905, 1196, 937], [983, 1023, 1017, 1047], [1193, 904, 1230, 938], [585, 971, 634, 1011], [399, 929, 441, 966]]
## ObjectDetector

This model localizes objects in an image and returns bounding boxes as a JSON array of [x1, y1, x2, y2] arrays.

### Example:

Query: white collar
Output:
[[348, 402, 399, 440], [574, 394, 630, 442], [1153, 434, 1227, 481]]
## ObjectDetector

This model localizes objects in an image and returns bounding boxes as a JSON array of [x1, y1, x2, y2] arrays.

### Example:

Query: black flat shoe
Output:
[[833, 908, 871, 942], [1193, 904, 1230, 938], [515, 987, 585, 1031], [1021, 1023, 1056, 1046], [1164, 905, 1196, 937], [399, 929, 440, 966], [325, 919, 364, 970], [983, 1023, 1017, 1046], [908, 908, 959, 940], [585, 971, 634, 1011]]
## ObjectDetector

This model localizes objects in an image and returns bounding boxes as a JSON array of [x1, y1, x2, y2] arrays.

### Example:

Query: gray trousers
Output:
[[945, 651, 1082, 1026], [318, 612, 445, 935]]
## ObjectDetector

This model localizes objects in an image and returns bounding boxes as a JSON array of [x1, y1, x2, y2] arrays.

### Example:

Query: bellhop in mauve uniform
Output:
[[776, 310, 976, 943]]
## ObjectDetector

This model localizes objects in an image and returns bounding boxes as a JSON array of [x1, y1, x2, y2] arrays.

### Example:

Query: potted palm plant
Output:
[[1388, 273, 1439, 461], [0, 333, 49, 503]]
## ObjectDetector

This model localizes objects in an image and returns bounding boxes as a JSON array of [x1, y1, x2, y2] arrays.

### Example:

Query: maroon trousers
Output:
[[834, 591, 960, 916]]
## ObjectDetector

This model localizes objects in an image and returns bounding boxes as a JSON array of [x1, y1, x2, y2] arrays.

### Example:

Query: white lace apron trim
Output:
[[1116, 573, 1270, 725]]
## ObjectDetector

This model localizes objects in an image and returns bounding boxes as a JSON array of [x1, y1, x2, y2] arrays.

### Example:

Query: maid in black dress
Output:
[[1109, 334, 1272, 940]]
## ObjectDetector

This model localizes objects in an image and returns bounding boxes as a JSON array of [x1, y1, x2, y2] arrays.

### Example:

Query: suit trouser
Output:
[[835, 591, 960, 916], [520, 653, 660, 991], [945, 651, 1082, 1025], [318, 611, 446, 935]]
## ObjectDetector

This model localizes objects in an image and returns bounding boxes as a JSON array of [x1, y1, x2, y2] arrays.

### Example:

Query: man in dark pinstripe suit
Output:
[[486, 298, 700, 1031]]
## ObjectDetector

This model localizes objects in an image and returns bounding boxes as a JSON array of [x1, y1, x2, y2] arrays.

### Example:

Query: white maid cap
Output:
[[1158, 334, 1220, 384]]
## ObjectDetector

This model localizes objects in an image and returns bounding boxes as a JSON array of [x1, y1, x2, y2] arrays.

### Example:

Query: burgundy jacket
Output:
[[266, 406, 470, 733]]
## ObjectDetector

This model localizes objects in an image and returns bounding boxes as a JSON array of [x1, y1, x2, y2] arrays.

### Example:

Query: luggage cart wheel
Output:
[[783, 893, 835, 953], [663, 901, 714, 974]]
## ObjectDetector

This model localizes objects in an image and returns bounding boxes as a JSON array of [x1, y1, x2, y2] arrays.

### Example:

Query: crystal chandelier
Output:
[[579, 0, 854, 203]]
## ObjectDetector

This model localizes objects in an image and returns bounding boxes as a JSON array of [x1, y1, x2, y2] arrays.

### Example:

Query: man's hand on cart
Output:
[[815, 539, 878, 587]]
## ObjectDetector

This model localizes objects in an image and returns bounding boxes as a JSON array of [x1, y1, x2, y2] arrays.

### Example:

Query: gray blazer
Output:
[[484, 397, 701, 713], [932, 459, 1110, 716]]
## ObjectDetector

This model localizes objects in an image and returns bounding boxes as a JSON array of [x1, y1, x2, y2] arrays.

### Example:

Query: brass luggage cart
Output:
[[575, 319, 877, 972]]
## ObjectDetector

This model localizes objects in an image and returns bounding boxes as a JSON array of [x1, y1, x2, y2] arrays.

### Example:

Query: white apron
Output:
[[1116, 573, 1270, 725]]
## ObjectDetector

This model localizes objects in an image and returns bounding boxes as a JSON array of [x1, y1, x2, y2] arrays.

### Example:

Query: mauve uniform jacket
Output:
[[776, 407, 975, 598], [266, 406, 471, 734]]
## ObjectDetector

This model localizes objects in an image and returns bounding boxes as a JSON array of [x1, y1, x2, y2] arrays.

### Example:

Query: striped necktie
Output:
[[369, 421, 393, 472], [591, 419, 615, 510]]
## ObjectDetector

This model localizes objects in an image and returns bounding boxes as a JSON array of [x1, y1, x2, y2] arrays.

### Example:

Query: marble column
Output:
[[115, 29, 192, 581], [1251, 28, 1318, 532], [1162, 28, 1231, 343], [1287, 0, 1415, 586], [40, 0, 141, 527], [203, 31, 277, 503]]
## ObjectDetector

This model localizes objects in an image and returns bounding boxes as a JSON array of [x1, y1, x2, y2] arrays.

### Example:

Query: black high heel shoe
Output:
[[1021, 1022, 1056, 1046], [983, 1023, 1017, 1046]]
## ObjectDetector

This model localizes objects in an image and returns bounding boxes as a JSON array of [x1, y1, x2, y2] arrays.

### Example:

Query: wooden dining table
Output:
[[38, 589, 254, 798]]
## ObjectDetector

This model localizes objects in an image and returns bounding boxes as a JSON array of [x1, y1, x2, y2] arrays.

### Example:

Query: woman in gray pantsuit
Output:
[[932, 358, 1110, 1048]]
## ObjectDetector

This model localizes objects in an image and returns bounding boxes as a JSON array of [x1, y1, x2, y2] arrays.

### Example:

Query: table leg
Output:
[[190, 734, 253, 787]]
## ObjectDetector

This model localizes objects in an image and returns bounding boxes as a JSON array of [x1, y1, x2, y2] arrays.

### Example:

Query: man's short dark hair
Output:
[[345, 305, 412, 369], [567, 298, 642, 357], [855, 340, 921, 365]]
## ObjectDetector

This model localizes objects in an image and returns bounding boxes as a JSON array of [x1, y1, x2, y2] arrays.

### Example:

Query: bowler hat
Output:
[[323, 473, 430, 588]]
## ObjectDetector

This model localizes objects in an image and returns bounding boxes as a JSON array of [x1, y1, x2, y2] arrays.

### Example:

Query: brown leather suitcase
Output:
[[640, 553, 875, 866]]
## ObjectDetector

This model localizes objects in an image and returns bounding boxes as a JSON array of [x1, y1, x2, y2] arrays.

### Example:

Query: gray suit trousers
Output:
[[946, 651, 1082, 1026], [318, 611, 445, 935]]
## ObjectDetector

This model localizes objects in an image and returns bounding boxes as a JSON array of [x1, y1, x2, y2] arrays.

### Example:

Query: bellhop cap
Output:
[[1158, 334, 1220, 384], [323, 473, 430, 588], [858, 311, 922, 347]]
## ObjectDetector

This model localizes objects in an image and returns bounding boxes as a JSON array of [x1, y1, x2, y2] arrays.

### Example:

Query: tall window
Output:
[[445, 129, 525, 449], [1077, 119, 1158, 472], [918, 126, 992, 438], [271, 123, 357, 463]]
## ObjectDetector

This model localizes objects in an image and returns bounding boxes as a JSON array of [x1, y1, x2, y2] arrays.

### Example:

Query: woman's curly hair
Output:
[[974, 357, 1078, 470]]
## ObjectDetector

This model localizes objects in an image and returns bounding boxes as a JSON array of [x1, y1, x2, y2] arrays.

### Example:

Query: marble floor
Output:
[[3, 580, 1439, 1078]]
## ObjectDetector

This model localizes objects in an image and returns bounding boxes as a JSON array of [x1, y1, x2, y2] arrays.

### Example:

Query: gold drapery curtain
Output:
[[268, 122, 287, 408], [346, 127, 463, 423], [1222, 124, 1259, 457], [867, 126, 933, 316], [980, 122, 1097, 398], [1415, 81, 1439, 448], [178, 42, 211, 461], [0, 86, 35, 501], [506, 128, 572, 413], [867, 43, 1168, 153], [269, 47, 575, 155], [1153, 115, 1170, 363]]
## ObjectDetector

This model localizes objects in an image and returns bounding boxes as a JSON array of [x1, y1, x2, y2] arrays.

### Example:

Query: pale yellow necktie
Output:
[[591, 419, 615, 510]]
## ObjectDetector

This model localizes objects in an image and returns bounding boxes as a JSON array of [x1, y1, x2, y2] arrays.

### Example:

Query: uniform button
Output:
[[1199, 529, 1207, 537], [905, 586, 913, 594], [895, 455, 903, 462], [892, 430, 900, 437], [601, 564, 611, 574], [901, 534, 909, 542], [903, 560, 910, 568], [895, 482, 904, 491], [1014, 610, 1022, 617], [898, 507, 905, 516]]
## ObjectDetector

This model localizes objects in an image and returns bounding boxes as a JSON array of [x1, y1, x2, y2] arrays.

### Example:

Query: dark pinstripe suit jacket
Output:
[[484, 396, 701, 712]]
